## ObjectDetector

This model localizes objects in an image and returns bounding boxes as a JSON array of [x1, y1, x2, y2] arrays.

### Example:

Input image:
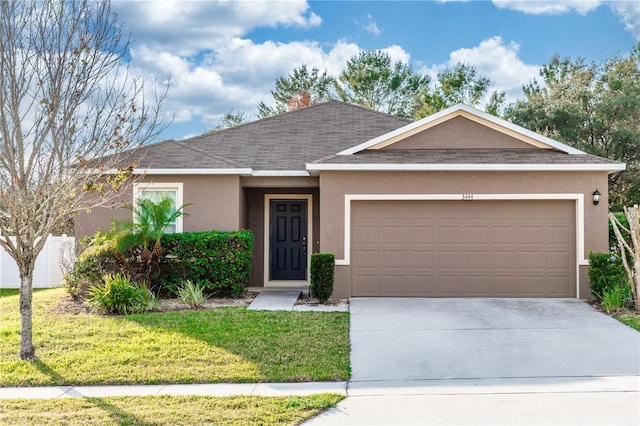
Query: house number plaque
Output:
[[461, 194, 474, 200]]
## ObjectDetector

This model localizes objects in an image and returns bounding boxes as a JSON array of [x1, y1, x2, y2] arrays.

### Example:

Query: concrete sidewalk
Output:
[[0, 382, 347, 399]]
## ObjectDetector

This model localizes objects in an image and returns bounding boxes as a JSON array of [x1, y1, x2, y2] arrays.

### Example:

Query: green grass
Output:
[[616, 314, 640, 331], [0, 394, 344, 425], [0, 288, 350, 386]]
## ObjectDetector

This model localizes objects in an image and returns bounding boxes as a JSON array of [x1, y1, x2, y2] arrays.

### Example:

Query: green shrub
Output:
[[74, 229, 254, 298], [310, 253, 335, 303], [162, 229, 253, 297], [87, 273, 153, 315], [178, 280, 208, 309], [63, 253, 111, 299], [600, 283, 632, 313], [588, 252, 628, 299]]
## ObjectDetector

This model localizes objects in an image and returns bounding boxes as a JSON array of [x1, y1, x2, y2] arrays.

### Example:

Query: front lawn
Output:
[[0, 288, 350, 386], [0, 394, 344, 425], [616, 313, 640, 332]]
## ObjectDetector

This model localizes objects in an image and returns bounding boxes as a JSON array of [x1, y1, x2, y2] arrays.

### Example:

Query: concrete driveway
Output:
[[308, 298, 640, 425]]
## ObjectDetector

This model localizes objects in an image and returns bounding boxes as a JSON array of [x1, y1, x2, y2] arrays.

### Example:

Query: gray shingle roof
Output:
[[104, 100, 622, 172], [314, 149, 622, 165], [121, 100, 411, 170]]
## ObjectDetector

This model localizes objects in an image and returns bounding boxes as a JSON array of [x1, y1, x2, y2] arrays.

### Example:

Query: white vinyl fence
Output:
[[0, 235, 75, 289]]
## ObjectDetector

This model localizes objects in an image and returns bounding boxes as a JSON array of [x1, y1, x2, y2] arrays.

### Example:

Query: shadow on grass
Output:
[[32, 358, 66, 385], [0, 289, 20, 298], [33, 360, 153, 424], [88, 397, 154, 426], [0, 288, 46, 298]]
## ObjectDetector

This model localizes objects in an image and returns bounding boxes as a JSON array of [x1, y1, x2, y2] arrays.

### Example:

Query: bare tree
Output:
[[609, 206, 640, 310], [0, 0, 167, 359]]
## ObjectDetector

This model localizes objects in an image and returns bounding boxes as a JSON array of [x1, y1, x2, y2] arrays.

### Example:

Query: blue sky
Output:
[[112, 1, 639, 140]]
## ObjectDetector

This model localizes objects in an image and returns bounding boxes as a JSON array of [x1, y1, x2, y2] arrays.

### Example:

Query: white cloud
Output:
[[381, 45, 412, 65], [129, 38, 369, 127], [356, 14, 382, 36], [608, 1, 640, 40], [113, 0, 322, 56], [492, 0, 640, 40], [492, 0, 600, 15], [423, 36, 540, 105]]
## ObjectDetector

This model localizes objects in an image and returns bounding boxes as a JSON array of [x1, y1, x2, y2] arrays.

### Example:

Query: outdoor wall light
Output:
[[592, 189, 601, 205]]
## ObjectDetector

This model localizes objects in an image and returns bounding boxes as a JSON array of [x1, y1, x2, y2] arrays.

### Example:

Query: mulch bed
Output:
[[586, 299, 640, 318], [51, 291, 349, 315]]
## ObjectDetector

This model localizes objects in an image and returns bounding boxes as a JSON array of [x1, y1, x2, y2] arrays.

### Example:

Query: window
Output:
[[133, 183, 184, 233]]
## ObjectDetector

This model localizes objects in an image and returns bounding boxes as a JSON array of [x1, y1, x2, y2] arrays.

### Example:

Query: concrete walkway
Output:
[[247, 288, 348, 311], [0, 382, 347, 399], [248, 289, 302, 310]]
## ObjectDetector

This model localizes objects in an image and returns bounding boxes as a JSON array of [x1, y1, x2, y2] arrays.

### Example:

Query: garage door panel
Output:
[[382, 226, 406, 243], [548, 226, 572, 244], [465, 276, 491, 296], [353, 225, 379, 244], [351, 200, 575, 297], [438, 251, 461, 268], [354, 249, 379, 268], [353, 275, 380, 295], [408, 276, 434, 295], [435, 275, 462, 295], [462, 251, 489, 268], [490, 276, 517, 295], [464, 226, 489, 243], [547, 251, 571, 269], [520, 251, 545, 268], [381, 275, 406, 294], [408, 226, 435, 242], [382, 250, 407, 268], [408, 251, 434, 267]]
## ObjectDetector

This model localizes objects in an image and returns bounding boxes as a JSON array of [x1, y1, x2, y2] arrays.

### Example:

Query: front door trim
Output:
[[264, 194, 313, 287]]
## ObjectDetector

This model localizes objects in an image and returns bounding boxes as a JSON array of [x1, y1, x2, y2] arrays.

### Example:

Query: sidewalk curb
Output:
[[0, 382, 348, 399]]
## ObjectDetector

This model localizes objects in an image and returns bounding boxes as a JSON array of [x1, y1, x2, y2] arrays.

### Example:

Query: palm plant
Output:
[[123, 197, 189, 281]]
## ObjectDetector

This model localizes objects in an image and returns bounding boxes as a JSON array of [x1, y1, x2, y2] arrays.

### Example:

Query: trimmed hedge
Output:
[[161, 229, 254, 296], [66, 229, 253, 298], [310, 253, 335, 303], [588, 251, 628, 298]]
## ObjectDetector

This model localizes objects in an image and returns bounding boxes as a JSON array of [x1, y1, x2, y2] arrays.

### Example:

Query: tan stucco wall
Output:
[[74, 174, 244, 241], [319, 170, 610, 299], [384, 116, 537, 150]]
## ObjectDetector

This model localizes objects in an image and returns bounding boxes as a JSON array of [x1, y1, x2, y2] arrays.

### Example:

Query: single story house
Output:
[[75, 101, 625, 299]]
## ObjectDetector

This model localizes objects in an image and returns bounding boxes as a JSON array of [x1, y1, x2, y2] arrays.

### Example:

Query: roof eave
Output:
[[100, 168, 312, 177], [305, 163, 626, 173]]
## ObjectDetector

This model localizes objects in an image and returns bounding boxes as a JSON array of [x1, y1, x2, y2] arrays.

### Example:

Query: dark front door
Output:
[[270, 200, 308, 280]]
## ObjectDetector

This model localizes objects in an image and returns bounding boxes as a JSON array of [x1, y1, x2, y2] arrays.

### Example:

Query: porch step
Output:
[[247, 289, 302, 311]]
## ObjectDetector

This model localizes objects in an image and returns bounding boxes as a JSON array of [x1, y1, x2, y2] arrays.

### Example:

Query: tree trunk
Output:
[[19, 263, 35, 360]]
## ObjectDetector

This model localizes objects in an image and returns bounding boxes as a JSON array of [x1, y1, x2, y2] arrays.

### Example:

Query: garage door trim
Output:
[[335, 193, 586, 298]]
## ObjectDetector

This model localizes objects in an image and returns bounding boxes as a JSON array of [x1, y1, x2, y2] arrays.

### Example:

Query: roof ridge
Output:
[[184, 100, 412, 144], [325, 99, 414, 123]]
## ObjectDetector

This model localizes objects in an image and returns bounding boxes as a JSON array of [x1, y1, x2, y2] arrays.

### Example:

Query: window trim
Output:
[[133, 182, 184, 233]]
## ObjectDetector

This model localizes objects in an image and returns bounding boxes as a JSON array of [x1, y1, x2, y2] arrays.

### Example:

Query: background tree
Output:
[[335, 50, 430, 119], [610, 206, 640, 310], [505, 45, 640, 208], [0, 0, 167, 359], [206, 110, 249, 133], [416, 63, 502, 118], [258, 65, 335, 118]]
